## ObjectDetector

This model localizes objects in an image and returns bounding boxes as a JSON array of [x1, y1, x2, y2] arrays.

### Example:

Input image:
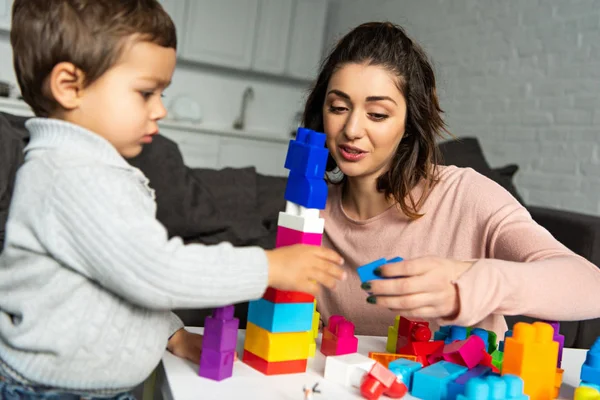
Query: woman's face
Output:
[[322, 62, 407, 182]]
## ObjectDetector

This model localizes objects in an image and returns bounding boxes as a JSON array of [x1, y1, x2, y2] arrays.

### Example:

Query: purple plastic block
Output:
[[198, 348, 235, 381], [544, 320, 565, 367], [202, 306, 239, 353]]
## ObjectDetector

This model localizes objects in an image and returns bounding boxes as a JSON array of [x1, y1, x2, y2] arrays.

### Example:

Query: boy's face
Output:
[[69, 41, 176, 158]]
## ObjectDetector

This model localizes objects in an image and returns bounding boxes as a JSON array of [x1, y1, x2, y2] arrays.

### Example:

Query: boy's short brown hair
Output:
[[10, 0, 177, 117]]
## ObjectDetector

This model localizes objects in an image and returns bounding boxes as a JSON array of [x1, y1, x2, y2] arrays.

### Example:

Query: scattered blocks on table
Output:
[[411, 360, 468, 400], [357, 257, 403, 283], [324, 353, 376, 388], [321, 315, 358, 356], [244, 322, 311, 362], [581, 337, 600, 386], [242, 349, 307, 375], [501, 322, 558, 400], [247, 298, 313, 333], [457, 374, 528, 400], [388, 357, 423, 391], [442, 335, 486, 368], [275, 225, 323, 247]]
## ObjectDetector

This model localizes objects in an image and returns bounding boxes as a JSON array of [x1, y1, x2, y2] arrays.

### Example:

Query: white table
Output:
[[157, 327, 588, 400]]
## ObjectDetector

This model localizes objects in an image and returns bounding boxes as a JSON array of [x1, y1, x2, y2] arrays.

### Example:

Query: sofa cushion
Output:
[[438, 137, 525, 205]]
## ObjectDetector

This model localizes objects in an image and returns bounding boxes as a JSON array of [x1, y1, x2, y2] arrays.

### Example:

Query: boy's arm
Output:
[[41, 166, 269, 310]]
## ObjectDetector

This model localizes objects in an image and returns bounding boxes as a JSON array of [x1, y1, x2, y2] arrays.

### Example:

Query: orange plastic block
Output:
[[262, 287, 314, 303], [502, 322, 559, 400], [554, 368, 564, 398], [368, 352, 417, 367], [242, 349, 307, 375]]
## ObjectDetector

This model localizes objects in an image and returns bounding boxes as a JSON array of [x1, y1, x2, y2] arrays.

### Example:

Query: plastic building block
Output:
[[445, 326, 468, 344], [485, 330, 498, 354], [491, 350, 504, 371], [447, 365, 491, 400], [544, 321, 565, 367], [309, 301, 319, 357], [277, 211, 324, 234], [284, 201, 321, 219], [396, 317, 432, 350], [247, 298, 313, 333], [575, 386, 600, 400], [580, 382, 600, 391], [411, 360, 468, 400], [202, 305, 239, 353], [456, 374, 528, 400], [499, 329, 513, 353], [360, 362, 408, 400], [368, 352, 416, 368], [502, 322, 558, 400], [198, 348, 235, 381], [323, 353, 376, 388], [388, 358, 423, 390], [555, 368, 564, 398], [435, 326, 451, 342], [284, 127, 328, 179], [442, 335, 486, 368], [321, 315, 358, 356], [284, 173, 328, 209], [242, 349, 307, 375], [581, 338, 600, 386], [405, 341, 445, 367], [275, 225, 323, 247], [357, 257, 404, 283], [262, 287, 314, 304], [244, 322, 311, 362], [387, 316, 400, 353]]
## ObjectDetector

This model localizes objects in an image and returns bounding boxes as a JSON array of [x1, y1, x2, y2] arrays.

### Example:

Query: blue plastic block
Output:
[[581, 337, 600, 386], [411, 361, 468, 400], [356, 256, 403, 283], [456, 374, 527, 400], [580, 381, 600, 391], [284, 128, 329, 179], [388, 358, 423, 391], [434, 326, 451, 341], [447, 365, 492, 400], [471, 328, 489, 350], [247, 298, 313, 333], [284, 173, 328, 209], [499, 330, 513, 352], [445, 326, 468, 343]]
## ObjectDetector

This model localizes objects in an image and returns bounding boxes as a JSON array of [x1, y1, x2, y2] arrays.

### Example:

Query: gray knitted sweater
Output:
[[0, 118, 268, 391]]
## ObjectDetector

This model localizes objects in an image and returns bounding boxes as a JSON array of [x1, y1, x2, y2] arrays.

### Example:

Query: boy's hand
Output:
[[167, 328, 204, 364], [265, 245, 346, 296]]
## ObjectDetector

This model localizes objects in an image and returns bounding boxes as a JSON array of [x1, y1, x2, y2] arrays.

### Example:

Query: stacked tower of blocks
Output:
[[242, 127, 329, 375], [198, 305, 239, 381]]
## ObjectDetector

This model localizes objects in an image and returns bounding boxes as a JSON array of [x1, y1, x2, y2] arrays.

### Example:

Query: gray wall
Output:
[[325, 0, 600, 215]]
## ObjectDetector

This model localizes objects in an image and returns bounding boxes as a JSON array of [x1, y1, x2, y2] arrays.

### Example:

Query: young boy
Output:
[[0, 0, 345, 398]]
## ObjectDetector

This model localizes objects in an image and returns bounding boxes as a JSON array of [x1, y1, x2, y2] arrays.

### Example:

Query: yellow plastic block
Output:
[[575, 386, 600, 400], [554, 368, 564, 398], [502, 322, 558, 400], [311, 301, 320, 340], [386, 316, 400, 353], [244, 322, 311, 362], [308, 340, 316, 358]]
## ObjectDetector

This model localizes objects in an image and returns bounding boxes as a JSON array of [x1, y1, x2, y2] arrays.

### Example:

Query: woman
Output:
[[304, 21, 600, 337]]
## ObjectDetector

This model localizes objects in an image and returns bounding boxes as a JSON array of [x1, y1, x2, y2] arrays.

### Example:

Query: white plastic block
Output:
[[324, 353, 376, 388], [284, 201, 321, 219], [277, 212, 324, 234]]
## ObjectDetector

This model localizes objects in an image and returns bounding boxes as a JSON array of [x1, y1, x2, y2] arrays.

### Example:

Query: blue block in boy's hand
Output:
[[357, 256, 404, 283]]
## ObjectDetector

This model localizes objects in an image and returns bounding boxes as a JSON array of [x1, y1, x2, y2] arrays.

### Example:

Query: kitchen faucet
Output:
[[233, 86, 254, 130]]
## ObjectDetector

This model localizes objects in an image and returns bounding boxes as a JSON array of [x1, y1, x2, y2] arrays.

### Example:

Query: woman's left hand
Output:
[[363, 256, 475, 320]]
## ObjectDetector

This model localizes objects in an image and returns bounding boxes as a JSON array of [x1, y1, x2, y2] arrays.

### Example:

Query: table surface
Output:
[[158, 327, 587, 400]]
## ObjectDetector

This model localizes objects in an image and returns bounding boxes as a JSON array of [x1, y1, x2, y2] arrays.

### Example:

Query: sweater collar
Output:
[[24, 118, 132, 169]]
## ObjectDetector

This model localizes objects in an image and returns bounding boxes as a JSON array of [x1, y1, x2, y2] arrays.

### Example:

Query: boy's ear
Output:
[[48, 62, 86, 110]]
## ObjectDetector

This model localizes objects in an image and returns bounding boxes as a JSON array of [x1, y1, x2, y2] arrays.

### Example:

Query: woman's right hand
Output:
[[265, 245, 346, 296]]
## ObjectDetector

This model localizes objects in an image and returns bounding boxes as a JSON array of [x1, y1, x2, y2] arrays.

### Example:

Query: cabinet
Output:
[[252, 0, 294, 74], [0, 0, 13, 31], [219, 137, 288, 176], [181, 0, 259, 69], [286, 0, 328, 80]]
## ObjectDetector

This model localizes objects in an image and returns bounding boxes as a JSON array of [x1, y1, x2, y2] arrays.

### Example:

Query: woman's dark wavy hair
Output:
[[303, 22, 449, 219]]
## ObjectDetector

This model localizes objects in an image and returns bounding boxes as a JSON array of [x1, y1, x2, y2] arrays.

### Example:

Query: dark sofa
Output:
[[1, 110, 599, 349]]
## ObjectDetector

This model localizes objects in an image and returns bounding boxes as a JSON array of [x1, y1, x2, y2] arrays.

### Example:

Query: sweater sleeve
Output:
[[41, 166, 269, 310], [440, 171, 600, 327]]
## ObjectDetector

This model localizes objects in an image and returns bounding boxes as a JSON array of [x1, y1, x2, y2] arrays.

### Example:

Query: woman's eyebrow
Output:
[[366, 96, 397, 105]]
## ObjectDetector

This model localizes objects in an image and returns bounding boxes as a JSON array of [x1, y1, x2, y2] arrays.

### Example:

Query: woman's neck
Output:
[[341, 177, 395, 221]]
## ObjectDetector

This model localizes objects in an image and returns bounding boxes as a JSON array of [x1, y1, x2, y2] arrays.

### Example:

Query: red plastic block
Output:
[[242, 350, 307, 375], [360, 363, 408, 400], [262, 287, 314, 303], [396, 317, 432, 354], [276, 226, 323, 247], [360, 375, 387, 400], [402, 341, 445, 366]]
